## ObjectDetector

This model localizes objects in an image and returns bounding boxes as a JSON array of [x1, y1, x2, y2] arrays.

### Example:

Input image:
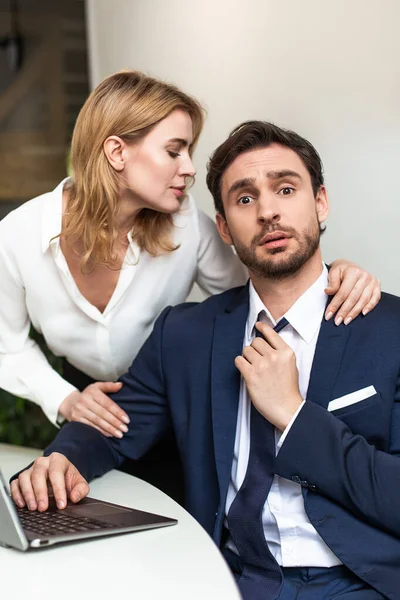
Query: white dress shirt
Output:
[[226, 265, 342, 567], [0, 179, 247, 425]]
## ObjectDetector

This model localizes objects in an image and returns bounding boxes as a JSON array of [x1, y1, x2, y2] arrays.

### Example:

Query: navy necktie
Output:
[[227, 317, 289, 600]]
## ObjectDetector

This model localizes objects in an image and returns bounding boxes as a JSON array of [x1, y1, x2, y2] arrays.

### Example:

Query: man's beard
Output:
[[231, 216, 321, 281]]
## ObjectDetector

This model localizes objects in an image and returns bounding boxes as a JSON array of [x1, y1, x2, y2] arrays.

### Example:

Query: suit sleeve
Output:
[[39, 307, 174, 482], [274, 374, 400, 536]]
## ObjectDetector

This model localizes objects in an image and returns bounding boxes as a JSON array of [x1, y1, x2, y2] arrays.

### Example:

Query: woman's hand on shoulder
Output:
[[58, 382, 130, 438], [325, 259, 381, 325]]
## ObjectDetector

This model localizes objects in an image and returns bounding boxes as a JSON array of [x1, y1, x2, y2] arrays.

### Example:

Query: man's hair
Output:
[[206, 121, 324, 217]]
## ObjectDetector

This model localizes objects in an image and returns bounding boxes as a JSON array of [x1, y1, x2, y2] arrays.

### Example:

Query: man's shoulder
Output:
[[349, 291, 400, 334], [163, 284, 247, 328], [367, 291, 400, 320]]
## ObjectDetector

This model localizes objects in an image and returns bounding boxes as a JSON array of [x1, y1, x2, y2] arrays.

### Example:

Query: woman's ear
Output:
[[103, 136, 125, 172], [216, 212, 234, 245]]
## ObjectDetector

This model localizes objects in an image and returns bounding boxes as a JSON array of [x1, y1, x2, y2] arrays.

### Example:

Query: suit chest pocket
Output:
[[331, 393, 387, 449]]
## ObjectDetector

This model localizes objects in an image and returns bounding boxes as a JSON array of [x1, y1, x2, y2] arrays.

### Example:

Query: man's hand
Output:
[[10, 453, 89, 512], [235, 321, 303, 431], [59, 381, 130, 438], [325, 260, 381, 325]]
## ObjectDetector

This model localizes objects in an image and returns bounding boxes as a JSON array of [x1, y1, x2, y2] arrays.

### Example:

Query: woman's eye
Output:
[[279, 187, 294, 196], [167, 151, 180, 158], [238, 195, 254, 205]]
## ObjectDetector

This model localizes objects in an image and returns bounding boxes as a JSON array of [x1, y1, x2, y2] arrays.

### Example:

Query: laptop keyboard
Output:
[[16, 506, 115, 537]]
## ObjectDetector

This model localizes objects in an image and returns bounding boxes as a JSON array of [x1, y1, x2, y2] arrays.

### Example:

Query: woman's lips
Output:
[[171, 187, 185, 198]]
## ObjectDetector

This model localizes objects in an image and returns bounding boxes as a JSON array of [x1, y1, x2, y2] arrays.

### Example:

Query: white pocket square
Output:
[[327, 385, 377, 412]]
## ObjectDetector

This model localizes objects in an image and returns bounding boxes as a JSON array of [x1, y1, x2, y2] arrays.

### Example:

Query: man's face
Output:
[[216, 144, 329, 280]]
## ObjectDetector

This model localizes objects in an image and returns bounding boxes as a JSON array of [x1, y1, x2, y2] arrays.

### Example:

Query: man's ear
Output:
[[315, 185, 329, 225], [216, 212, 234, 245], [103, 136, 126, 172]]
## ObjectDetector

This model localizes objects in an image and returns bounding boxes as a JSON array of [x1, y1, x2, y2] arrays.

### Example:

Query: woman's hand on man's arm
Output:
[[58, 381, 130, 438]]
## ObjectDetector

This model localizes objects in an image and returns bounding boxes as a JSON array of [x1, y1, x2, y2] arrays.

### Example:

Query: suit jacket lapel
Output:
[[307, 310, 351, 409], [211, 284, 250, 508]]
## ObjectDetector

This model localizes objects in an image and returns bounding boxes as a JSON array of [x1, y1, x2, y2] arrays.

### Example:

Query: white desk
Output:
[[0, 443, 240, 600]]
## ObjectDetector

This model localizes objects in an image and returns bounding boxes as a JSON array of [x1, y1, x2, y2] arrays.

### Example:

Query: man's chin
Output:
[[250, 250, 307, 279]]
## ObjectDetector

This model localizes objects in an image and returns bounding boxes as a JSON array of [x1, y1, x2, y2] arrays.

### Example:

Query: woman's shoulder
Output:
[[0, 182, 63, 246]]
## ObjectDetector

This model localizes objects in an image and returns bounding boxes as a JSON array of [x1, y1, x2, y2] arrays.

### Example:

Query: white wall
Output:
[[87, 0, 400, 295]]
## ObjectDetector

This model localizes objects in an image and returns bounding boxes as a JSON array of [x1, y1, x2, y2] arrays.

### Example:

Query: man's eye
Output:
[[167, 151, 180, 158], [238, 196, 254, 205], [279, 187, 294, 196]]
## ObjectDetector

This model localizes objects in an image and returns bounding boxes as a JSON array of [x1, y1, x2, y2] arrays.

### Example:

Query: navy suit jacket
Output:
[[46, 285, 400, 600]]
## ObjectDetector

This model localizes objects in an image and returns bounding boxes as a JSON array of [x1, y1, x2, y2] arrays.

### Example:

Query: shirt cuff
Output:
[[39, 378, 78, 427], [277, 400, 306, 452]]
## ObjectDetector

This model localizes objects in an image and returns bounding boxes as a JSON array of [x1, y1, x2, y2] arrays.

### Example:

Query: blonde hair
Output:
[[63, 70, 204, 269]]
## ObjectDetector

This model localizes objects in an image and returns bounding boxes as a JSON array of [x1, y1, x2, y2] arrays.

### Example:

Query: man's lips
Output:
[[259, 231, 291, 246]]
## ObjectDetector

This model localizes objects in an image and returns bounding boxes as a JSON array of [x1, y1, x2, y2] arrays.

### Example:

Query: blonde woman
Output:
[[0, 71, 379, 495]]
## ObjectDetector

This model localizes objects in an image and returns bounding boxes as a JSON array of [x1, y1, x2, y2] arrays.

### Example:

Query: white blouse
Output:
[[0, 179, 247, 425]]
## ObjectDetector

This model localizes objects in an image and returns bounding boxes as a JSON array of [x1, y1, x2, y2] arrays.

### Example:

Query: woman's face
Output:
[[117, 109, 196, 214]]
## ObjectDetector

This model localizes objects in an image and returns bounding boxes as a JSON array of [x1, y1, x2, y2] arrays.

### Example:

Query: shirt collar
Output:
[[247, 264, 329, 343], [41, 178, 69, 253]]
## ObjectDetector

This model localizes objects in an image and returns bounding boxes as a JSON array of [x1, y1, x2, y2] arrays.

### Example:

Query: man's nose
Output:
[[257, 194, 280, 223]]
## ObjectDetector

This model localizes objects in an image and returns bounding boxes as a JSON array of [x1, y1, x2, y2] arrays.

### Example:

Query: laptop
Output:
[[0, 469, 177, 550]]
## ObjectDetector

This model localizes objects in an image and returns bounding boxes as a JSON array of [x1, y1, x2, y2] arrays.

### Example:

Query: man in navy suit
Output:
[[12, 122, 400, 599]]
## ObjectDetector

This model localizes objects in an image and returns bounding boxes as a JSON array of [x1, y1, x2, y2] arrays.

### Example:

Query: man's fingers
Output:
[[67, 476, 90, 504], [242, 345, 262, 364], [234, 355, 252, 378], [30, 459, 52, 511], [17, 470, 37, 511], [250, 336, 271, 356], [10, 479, 25, 508], [47, 459, 69, 510], [254, 322, 287, 349]]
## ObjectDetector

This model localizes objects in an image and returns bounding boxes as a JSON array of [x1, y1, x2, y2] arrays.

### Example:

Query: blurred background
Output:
[[1, 0, 399, 446]]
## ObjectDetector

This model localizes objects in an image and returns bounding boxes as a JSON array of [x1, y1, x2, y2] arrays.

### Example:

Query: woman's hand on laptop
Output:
[[10, 453, 89, 512]]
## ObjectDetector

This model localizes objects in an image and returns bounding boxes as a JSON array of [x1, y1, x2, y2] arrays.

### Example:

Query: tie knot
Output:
[[274, 317, 289, 333], [255, 313, 288, 338]]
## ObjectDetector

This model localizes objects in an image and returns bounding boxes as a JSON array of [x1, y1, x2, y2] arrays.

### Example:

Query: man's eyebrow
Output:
[[266, 169, 302, 180], [227, 177, 257, 196]]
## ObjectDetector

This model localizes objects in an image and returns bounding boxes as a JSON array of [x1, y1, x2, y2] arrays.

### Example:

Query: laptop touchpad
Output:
[[69, 503, 131, 517]]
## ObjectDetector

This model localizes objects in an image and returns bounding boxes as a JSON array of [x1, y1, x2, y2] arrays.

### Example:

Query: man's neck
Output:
[[249, 250, 324, 321]]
